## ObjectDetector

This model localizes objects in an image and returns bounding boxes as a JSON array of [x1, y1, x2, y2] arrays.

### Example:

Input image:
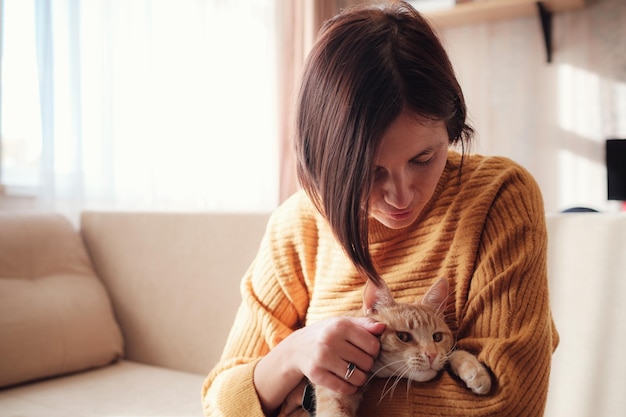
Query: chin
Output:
[[372, 207, 421, 229], [410, 369, 438, 382], [377, 215, 419, 230]]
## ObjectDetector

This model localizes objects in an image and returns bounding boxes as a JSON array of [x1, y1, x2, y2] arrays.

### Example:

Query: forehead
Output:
[[375, 112, 447, 162], [377, 304, 442, 330]]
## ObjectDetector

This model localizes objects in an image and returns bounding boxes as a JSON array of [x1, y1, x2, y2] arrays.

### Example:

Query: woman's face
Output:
[[369, 111, 449, 229]]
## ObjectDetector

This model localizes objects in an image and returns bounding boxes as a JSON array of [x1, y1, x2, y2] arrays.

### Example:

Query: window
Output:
[[1, 0, 279, 215]]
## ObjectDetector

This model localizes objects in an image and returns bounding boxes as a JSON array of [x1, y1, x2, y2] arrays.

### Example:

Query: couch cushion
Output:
[[0, 360, 205, 416], [0, 213, 123, 388]]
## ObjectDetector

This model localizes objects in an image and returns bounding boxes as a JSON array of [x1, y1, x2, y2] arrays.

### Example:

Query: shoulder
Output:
[[274, 189, 318, 216], [268, 190, 319, 227], [450, 152, 538, 186], [443, 152, 546, 224], [450, 152, 542, 199], [265, 190, 330, 243]]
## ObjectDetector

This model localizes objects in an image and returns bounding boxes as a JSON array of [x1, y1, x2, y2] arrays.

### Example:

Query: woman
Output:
[[202, 2, 558, 416]]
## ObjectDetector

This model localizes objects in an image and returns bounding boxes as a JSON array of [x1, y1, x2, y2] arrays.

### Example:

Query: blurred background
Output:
[[1, 0, 624, 224]]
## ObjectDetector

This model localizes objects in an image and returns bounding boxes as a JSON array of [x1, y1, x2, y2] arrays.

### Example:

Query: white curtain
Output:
[[1, 0, 279, 222]]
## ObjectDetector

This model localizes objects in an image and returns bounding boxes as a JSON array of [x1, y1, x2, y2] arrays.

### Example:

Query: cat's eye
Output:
[[396, 331, 412, 343], [433, 332, 443, 343]]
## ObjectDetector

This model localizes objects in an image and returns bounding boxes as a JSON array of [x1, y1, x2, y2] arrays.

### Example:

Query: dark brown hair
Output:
[[295, 1, 473, 286]]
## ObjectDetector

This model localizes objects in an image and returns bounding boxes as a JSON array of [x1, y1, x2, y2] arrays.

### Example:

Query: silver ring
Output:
[[344, 362, 356, 380]]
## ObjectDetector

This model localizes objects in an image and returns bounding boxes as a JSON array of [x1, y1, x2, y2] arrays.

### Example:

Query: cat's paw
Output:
[[457, 361, 491, 395], [449, 350, 492, 395]]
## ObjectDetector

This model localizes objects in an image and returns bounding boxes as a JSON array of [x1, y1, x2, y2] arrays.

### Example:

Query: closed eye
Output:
[[396, 331, 412, 343], [410, 154, 435, 167]]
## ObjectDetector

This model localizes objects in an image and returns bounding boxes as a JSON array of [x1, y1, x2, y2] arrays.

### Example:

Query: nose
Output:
[[383, 171, 413, 209], [426, 351, 437, 364]]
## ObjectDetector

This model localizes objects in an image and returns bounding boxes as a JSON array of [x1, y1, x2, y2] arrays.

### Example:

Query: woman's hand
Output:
[[289, 316, 385, 394], [253, 316, 385, 415]]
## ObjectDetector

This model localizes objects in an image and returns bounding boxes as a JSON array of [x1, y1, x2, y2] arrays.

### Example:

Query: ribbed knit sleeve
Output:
[[201, 152, 559, 417]]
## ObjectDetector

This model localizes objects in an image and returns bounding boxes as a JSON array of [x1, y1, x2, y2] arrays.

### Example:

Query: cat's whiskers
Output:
[[367, 359, 408, 402], [444, 341, 460, 363], [370, 358, 435, 405], [367, 359, 406, 383], [378, 365, 412, 404]]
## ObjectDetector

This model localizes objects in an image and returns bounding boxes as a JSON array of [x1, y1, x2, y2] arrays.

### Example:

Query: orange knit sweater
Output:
[[202, 152, 559, 416]]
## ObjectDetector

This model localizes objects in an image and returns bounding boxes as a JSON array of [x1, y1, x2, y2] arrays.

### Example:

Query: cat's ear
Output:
[[421, 278, 449, 312], [363, 279, 394, 316]]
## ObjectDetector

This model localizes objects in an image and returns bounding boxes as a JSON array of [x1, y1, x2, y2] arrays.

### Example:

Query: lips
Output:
[[387, 210, 412, 220]]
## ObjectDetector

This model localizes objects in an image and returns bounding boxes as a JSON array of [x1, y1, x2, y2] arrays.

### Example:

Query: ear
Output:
[[362, 279, 394, 316], [421, 278, 449, 312]]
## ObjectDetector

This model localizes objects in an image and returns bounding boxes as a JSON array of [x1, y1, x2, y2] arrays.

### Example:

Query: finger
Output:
[[338, 339, 375, 374], [354, 316, 386, 336], [312, 350, 367, 391], [365, 321, 386, 336], [322, 363, 364, 395], [340, 361, 368, 387], [343, 318, 383, 357]]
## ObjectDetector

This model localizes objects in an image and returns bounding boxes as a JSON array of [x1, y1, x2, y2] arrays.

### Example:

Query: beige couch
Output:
[[0, 211, 269, 417], [0, 211, 625, 417]]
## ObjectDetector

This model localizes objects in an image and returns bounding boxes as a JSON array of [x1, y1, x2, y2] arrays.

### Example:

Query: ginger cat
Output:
[[298, 278, 492, 417]]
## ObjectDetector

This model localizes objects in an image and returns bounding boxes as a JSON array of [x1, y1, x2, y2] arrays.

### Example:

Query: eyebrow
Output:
[[411, 141, 446, 159]]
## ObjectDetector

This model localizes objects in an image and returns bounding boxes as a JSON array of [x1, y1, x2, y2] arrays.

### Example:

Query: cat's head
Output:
[[363, 278, 454, 382]]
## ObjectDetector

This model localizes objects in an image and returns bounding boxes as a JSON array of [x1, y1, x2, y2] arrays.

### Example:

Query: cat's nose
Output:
[[427, 352, 437, 364]]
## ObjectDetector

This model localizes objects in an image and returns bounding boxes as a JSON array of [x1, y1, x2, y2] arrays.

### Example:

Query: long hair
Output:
[[295, 1, 473, 286]]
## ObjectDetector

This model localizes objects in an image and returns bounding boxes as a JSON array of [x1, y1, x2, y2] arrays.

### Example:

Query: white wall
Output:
[[439, 0, 625, 214]]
